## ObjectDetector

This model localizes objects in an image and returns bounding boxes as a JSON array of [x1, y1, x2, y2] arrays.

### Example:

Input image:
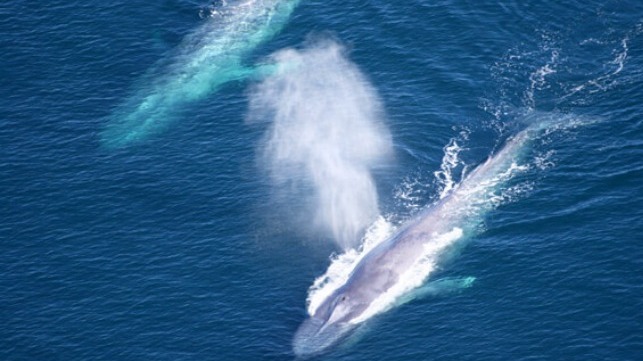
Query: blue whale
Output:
[[292, 123, 548, 356], [101, 0, 299, 148]]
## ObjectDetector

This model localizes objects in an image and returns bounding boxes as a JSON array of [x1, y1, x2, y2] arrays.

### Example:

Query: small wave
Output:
[[524, 49, 559, 109], [434, 129, 470, 199], [393, 129, 470, 218], [487, 23, 641, 117], [565, 26, 640, 97]]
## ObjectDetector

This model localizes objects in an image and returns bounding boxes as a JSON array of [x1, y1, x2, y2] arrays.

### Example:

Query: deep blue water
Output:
[[2, 0, 643, 360]]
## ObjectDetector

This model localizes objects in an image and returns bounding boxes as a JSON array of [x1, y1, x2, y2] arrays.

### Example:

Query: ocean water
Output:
[[2, 0, 643, 360]]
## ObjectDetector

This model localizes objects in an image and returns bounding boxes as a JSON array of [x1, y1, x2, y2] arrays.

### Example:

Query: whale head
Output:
[[292, 287, 370, 357]]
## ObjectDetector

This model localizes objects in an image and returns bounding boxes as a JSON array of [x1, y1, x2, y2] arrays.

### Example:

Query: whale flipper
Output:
[[392, 276, 477, 307]]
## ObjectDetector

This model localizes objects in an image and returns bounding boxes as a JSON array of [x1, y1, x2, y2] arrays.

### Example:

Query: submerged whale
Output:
[[292, 122, 551, 356], [101, 0, 299, 148]]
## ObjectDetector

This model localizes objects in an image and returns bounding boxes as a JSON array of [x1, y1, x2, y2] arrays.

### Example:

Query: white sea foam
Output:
[[567, 29, 638, 97], [306, 217, 394, 315], [393, 129, 469, 217], [434, 131, 469, 199], [393, 177, 425, 214], [525, 50, 559, 109]]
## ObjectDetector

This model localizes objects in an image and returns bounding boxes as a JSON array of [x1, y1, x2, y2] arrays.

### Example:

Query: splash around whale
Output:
[[292, 116, 580, 357], [101, 0, 299, 148]]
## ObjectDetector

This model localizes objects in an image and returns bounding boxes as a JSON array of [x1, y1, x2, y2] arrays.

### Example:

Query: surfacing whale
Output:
[[101, 0, 299, 148], [292, 121, 554, 356]]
